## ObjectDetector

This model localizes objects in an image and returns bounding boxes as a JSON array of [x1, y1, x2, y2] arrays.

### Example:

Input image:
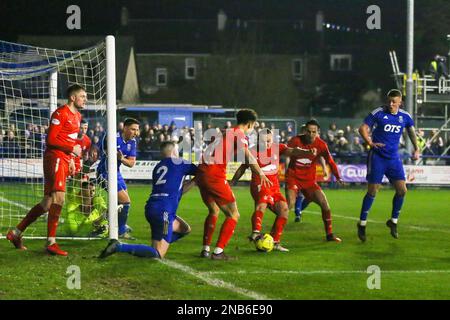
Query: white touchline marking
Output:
[[158, 259, 273, 300], [205, 270, 450, 275], [303, 210, 450, 234]]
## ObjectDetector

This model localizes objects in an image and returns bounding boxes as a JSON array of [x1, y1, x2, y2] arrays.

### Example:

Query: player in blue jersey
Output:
[[357, 89, 420, 241], [99, 141, 197, 259], [97, 118, 139, 239]]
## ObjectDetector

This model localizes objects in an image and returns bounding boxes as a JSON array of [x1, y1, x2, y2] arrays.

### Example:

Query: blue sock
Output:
[[301, 200, 310, 211], [118, 203, 130, 235], [117, 243, 160, 258], [392, 195, 405, 220], [360, 193, 375, 221], [169, 232, 188, 244], [295, 196, 304, 216]]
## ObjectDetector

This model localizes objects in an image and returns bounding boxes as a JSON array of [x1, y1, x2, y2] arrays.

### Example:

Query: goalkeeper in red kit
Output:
[[7, 84, 86, 256], [286, 119, 343, 242]]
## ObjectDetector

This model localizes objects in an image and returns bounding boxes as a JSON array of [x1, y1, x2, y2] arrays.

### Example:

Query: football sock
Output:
[[170, 232, 188, 243], [215, 217, 237, 250], [251, 210, 264, 233], [203, 214, 218, 246], [47, 204, 62, 239], [321, 209, 333, 235], [213, 247, 223, 255], [17, 203, 47, 233], [359, 193, 375, 222], [118, 203, 130, 235], [294, 196, 304, 216], [301, 200, 310, 211], [117, 243, 160, 258], [391, 194, 404, 222], [271, 216, 288, 242]]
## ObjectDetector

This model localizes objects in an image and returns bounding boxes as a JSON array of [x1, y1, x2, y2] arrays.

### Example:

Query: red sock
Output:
[[203, 214, 218, 246], [17, 204, 47, 232], [271, 216, 287, 242], [322, 209, 333, 235], [215, 217, 237, 249], [251, 210, 264, 233], [47, 204, 62, 238]]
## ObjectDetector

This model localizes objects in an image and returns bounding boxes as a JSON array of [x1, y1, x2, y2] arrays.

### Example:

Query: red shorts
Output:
[[285, 176, 321, 201], [43, 153, 69, 195], [250, 183, 286, 206], [197, 176, 236, 207]]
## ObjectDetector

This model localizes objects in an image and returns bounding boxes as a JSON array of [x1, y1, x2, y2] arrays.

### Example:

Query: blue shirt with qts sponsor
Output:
[[364, 106, 414, 159]]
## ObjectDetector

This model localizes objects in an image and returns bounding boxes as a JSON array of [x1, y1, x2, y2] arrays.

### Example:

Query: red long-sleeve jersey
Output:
[[45, 104, 81, 162], [287, 135, 340, 182]]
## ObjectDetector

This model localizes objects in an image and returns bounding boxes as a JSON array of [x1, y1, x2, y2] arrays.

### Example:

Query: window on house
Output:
[[292, 59, 303, 80], [330, 54, 352, 71], [156, 68, 167, 86], [185, 58, 196, 79]]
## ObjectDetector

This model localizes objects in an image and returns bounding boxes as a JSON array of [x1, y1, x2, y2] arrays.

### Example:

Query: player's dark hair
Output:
[[160, 141, 175, 151], [81, 119, 88, 125], [236, 109, 258, 125], [66, 84, 85, 98], [387, 89, 402, 98], [305, 119, 321, 129], [123, 118, 140, 127]]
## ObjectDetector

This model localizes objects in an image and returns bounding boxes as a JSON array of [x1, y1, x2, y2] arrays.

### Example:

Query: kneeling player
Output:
[[231, 129, 314, 251], [286, 119, 343, 242], [99, 141, 197, 259]]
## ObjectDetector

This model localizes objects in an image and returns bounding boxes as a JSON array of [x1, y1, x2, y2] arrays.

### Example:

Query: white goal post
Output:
[[0, 35, 118, 240]]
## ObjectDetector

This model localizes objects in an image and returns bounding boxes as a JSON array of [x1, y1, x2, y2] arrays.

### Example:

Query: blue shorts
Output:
[[98, 171, 127, 192], [366, 150, 405, 184], [145, 203, 175, 242]]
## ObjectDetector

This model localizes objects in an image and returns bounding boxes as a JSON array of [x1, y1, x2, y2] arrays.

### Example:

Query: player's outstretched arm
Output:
[[182, 177, 197, 194], [407, 126, 420, 160], [322, 146, 342, 183], [319, 156, 330, 181], [230, 164, 249, 186], [245, 148, 272, 188]]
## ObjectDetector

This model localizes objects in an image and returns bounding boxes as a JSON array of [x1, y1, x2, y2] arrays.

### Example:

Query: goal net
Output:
[[0, 36, 118, 240]]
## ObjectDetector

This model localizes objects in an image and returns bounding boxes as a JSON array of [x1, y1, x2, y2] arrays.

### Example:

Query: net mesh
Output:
[[0, 40, 110, 239]]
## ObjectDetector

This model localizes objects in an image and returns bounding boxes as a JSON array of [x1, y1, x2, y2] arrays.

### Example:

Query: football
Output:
[[255, 233, 274, 252]]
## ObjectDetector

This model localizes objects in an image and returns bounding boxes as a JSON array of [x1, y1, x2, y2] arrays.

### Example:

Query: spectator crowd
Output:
[[1, 118, 449, 165]]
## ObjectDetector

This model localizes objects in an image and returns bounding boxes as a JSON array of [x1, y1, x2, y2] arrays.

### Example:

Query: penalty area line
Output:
[[158, 259, 273, 300]]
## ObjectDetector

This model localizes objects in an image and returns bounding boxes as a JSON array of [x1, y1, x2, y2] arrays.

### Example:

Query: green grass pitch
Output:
[[1, 184, 450, 300]]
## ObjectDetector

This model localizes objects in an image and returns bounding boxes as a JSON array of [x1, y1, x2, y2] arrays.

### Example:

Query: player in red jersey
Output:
[[197, 109, 272, 260], [74, 119, 92, 176], [7, 84, 86, 255], [286, 119, 343, 242], [231, 129, 315, 251]]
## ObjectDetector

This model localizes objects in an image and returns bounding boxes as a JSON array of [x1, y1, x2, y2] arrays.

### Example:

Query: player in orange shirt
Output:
[[7, 84, 86, 256], [197, 109, 272, 260], [231, 129, 315, 251], [74, 119, 92, 176], [286, 119, 343, 242]]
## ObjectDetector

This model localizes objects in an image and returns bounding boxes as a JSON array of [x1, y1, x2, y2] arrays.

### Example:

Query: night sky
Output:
[[0, 0, 405, 41]]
